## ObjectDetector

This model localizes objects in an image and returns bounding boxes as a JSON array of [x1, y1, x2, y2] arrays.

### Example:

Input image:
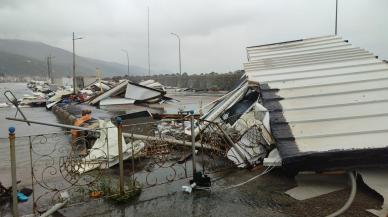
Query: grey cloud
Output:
[[0, 0, 387, 74]]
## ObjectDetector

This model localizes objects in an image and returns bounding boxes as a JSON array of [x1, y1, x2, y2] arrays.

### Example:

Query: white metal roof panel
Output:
[[247, 35, 340, 52], [245, 35, 388, 171], [262, 69, 388, 90], [273, 100, 388, 122], [246, 49, 370, 68]]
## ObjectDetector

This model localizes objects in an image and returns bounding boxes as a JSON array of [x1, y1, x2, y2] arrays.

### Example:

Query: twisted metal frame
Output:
[[16, 112, 268, 214], [28, 129, 110, 213]]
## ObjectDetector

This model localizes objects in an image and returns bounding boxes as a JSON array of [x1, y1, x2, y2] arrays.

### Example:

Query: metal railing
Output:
[[2, 115, 253, 216]]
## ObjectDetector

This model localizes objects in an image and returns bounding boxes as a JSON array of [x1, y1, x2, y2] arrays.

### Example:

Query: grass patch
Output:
[[96, 177, 142, 204]]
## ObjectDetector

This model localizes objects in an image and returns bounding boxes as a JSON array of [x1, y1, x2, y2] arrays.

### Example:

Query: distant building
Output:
[[53, 77, 72, 87]]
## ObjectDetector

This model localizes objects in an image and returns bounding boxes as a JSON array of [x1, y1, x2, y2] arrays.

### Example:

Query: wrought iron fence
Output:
[[2, 115, 256, 216]]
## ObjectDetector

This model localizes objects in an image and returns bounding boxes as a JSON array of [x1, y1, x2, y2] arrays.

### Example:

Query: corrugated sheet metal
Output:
[[245, 35, 388, 171]]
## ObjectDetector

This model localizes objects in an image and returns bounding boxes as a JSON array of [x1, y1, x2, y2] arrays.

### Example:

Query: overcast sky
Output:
[[0, 0, 387, 74]]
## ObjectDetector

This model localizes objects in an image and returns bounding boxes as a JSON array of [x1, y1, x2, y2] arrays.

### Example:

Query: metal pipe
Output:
[[8, 116, 218, 148], [9, 127, 19, 217], [6, 117, 95, 131], [122, 133, 218, 151], [326, 171, 357, 217], [40, 200, 68, 217]]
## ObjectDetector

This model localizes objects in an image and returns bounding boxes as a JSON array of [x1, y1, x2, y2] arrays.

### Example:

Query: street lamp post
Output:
[[170, 33, 182, 76], [46, 55, 55, 84], [170, 33, 182, 87], [335, 0, 338, 35], [121, 49, 130, 77], [72, 32, 83, 94]]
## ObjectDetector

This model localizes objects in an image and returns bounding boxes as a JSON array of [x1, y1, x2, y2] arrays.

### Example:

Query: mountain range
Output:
[[0, 39, 148, 78]]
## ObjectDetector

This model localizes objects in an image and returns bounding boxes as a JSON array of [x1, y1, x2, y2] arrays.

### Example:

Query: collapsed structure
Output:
[[193, 79, 273, 168], [241, 35, 388, 172], [45, 79, 170, 109], [8, 35, 388, 217], [192, 35, 388, 173], [41, 35, 388, 174]]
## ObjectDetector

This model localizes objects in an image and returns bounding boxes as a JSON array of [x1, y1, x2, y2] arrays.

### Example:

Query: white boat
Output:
[[0, 102, 9, 108]]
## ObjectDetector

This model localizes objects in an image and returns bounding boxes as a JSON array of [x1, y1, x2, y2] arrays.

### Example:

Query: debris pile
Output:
[[54, 79, 171, 108], [187, 79, 274, 168], [26, 80, 51, 93], [22, 78, 175, 109]]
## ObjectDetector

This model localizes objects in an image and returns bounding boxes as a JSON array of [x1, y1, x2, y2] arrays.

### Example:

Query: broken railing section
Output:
[[6, 101, 276, 214], [193, 116, 274, 169], [77, 113, 272, 185], [82, 83, 274, 169], [186, 81, 276, 168], [5, 122, 143, 215], [5, 116, 236, 214], [9, 127, 148, 215]]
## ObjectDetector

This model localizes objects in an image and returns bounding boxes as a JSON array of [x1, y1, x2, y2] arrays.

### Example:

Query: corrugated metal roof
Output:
[[245, 35, 388, 171]]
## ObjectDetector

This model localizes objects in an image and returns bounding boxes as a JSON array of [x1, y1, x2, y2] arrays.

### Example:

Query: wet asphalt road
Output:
[[56, 169, 382, 217]]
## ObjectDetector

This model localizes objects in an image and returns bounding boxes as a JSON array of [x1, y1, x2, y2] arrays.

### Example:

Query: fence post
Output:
[[28, 136, 36, 214], [182, 114, 187, 178], [116, 117, 124, 195], [130, 133, 135, 186], [9, 127, 19, 217], [105, 128, 110, 169], [190, 115, 197, 175]]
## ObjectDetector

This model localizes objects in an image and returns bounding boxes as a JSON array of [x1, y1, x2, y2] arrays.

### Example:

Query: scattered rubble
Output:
[[22, 78, 176, 108], [80, 119, 145, 173], [7, 35, 388, 217]]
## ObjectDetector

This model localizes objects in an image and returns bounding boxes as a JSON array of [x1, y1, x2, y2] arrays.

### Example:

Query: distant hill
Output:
[[0, 38, 148, 77]]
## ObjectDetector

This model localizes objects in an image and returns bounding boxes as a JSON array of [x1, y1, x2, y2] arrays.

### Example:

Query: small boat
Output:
[[0, 102, 9, 108]]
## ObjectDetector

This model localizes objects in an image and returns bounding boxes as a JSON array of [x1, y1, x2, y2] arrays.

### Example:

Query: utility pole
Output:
[[72, 32, 76, 94], [47, 56, 51, 82], [96, 68, 102, 92], [72, 32, 83, 94], [147, 6, 151, 76], [335, 0, 338, 35], [47, 55, 54, 84], [170, 33, 182, 87], [121, 49, 130, 77]]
